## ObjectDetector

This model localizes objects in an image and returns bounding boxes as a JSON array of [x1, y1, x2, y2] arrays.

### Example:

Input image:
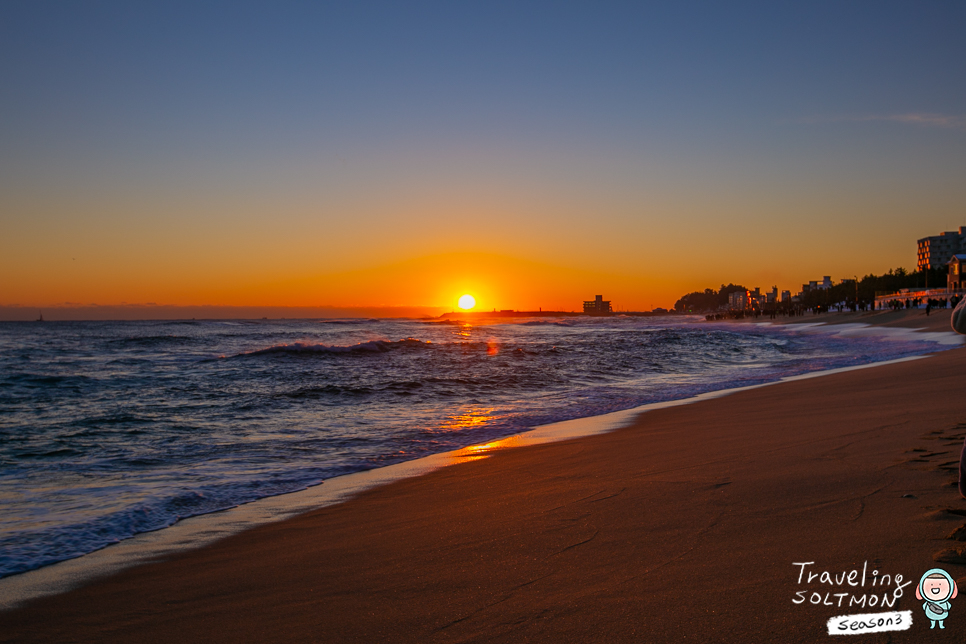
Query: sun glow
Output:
[[458, 294, 476, 310]]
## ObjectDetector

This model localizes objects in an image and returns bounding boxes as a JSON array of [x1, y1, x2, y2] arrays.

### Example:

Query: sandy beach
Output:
[[2, 311, 965, 643]]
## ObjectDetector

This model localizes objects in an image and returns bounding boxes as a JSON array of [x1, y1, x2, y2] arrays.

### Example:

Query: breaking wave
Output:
[[517, 320, 575, 327], [240, 338, 431, 357]]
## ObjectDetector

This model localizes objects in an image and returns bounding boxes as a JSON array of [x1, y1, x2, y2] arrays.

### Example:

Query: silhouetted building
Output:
[[801, 276, 832, 293], [583, 295, 612, 314], [949, 254, 966, 291], [748, 287, 765, 309], [728, 290, 749, 310], [919, 227, 966, 272]]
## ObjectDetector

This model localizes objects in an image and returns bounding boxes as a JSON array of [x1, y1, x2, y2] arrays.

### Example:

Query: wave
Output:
[[1, 373, 94, 388], [109, 335, 195, 347], [282, 384, 375, 398], [518, 320, 574, 327], [240, 338, 431, 357]]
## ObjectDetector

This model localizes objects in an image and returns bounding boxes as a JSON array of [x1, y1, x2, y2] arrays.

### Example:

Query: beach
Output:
[[2, 310, 965, 642]]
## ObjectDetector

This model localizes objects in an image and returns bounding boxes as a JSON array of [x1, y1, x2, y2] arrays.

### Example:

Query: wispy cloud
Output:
[[793, 113, 966, 130]]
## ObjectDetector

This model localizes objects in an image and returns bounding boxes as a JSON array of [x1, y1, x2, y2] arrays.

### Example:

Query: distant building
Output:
[[918, 227, 966, 272], [728, 290, 749, 310], [949, 254, 966, 291], [583, 295, 612, 314], [801, 276, 832, 293], [781, 290, 791, 303], [747, 286, 775, 309]]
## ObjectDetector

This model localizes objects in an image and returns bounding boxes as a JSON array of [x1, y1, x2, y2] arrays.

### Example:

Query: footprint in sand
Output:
[[928, 508, 966, 521], [946, 524, 966, 541]]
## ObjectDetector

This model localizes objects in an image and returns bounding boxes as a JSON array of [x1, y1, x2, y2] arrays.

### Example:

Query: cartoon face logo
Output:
[[916, 569, 958, 630], [923, 577, 952, 601]]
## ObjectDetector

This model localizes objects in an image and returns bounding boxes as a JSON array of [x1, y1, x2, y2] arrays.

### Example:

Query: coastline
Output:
[[0, 354, 942, 612], [2, 311, 965, 641], [0, 311, 959, 610]]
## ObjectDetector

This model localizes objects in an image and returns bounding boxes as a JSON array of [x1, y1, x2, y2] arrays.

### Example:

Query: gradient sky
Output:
[[2, 1, 965, 313]]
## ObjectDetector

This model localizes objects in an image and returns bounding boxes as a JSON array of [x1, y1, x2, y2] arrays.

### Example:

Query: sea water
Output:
[[0, 316, 958, 578]]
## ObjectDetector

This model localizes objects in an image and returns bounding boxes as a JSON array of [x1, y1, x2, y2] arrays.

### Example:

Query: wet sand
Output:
[[2, 313, 965, 643]]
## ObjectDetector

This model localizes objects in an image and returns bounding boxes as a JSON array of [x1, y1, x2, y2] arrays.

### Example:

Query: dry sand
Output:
[[2, 310, 965, 643]]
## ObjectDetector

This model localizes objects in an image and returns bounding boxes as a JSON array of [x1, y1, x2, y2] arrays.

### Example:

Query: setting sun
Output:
[[457, 294, 476, 310]]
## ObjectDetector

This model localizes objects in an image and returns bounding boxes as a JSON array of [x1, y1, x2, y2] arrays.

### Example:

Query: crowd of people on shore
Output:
[[704, 307, 810, 321], [879, 296, 961, 313], [704, 295, 964, 322], [704, 303, 868, 322]]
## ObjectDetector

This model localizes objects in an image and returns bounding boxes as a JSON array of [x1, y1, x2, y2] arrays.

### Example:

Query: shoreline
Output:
[[0, 352, 940, 611], [0, 310, 962, 613], [2, 341, 963, 641], [2, 310, 965, 641]]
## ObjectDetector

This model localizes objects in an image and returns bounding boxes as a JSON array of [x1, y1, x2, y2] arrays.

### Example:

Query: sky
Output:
[[2, 1, 965, 316]]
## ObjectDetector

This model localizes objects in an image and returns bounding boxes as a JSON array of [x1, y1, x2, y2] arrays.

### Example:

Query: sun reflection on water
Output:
[[440, 407, 495, 432], [448, 434, 526, 464]]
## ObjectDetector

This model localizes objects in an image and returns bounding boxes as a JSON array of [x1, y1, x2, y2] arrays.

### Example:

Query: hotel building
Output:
[[583, 295, 612, 314], [918, 227, 966, 272]]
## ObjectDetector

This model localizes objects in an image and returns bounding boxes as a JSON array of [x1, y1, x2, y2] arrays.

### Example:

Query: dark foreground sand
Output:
[[2, 313, 965, 643]]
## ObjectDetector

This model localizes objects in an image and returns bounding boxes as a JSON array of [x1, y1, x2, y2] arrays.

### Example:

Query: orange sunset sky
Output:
[[2, 3, 965, 318]]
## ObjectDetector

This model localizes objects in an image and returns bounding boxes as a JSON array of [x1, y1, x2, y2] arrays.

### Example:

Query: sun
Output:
[[458, 294, 476, 310]]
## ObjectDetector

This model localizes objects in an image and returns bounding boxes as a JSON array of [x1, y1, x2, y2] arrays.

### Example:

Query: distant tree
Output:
[[674, 283, 747, 312], [798, 267, 949, 309], [674, 288, 716, 312], [674, 267, 948, 313]]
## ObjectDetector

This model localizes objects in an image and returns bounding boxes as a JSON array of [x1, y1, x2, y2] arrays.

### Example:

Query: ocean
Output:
[[0, 316, 958, 579]]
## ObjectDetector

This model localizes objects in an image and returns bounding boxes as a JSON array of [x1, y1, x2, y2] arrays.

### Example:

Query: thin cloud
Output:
[[792, 113, 966, 130]]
